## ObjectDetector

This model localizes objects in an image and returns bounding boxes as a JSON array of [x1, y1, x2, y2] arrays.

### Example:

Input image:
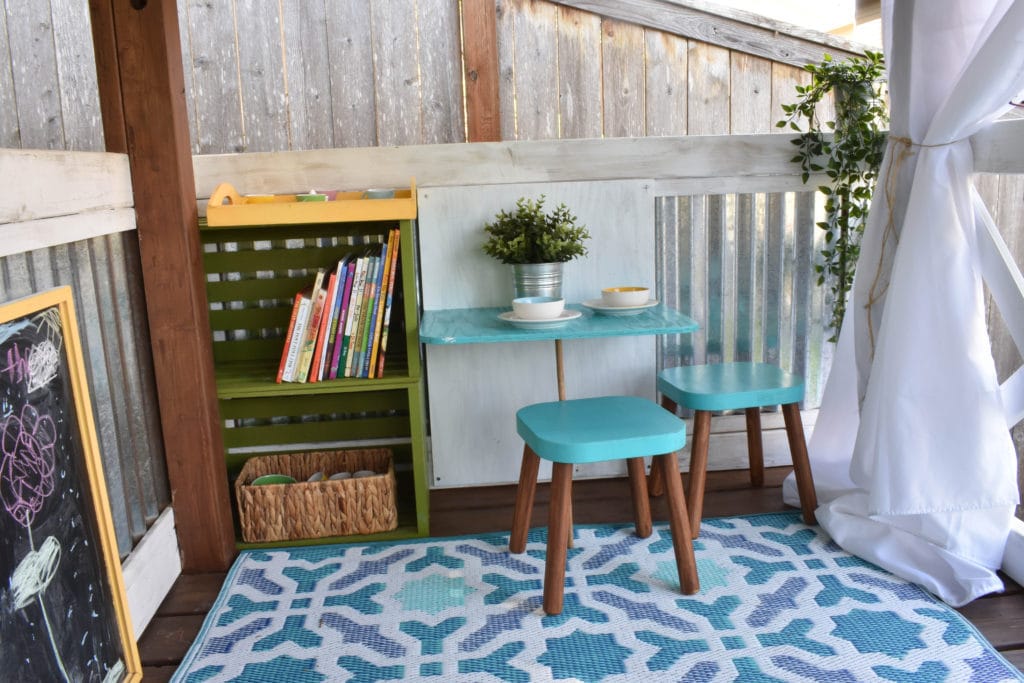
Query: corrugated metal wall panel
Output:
[[656, 191, 833, 409], [0, 234, 169, 557]]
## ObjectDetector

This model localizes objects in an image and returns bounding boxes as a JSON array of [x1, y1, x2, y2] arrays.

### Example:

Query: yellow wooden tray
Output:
[[205, 179, 416, 226]]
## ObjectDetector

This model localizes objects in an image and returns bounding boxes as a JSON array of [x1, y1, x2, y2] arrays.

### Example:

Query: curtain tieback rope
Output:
[[863, 134, 969, 359]]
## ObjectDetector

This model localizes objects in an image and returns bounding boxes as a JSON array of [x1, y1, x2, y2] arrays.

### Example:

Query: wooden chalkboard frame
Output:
[[0, 287, 141, 682]]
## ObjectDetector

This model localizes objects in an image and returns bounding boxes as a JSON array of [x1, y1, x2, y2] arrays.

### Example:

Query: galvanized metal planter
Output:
[[512, 262, 564, 299]]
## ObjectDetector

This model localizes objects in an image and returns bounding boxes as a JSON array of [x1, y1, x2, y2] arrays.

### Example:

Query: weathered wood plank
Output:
[[0, 210, 135, 259], [5, 2, 64, 149], [326, 2, 375, 147], [281, 0, 334, 150], [0, 5, 19, 147], [975, 119, 1024, 174], [176, 0, 199, 153], [192, 134, 814, 200], [463, 0, 502, 142], [235, 0, 289, 152], [371, 0, 421, 146], [496, 0, 518, 141], [510, 0, 559, 139], [686, 41, 730, 135], [184, 0, 243, 153], [644, 29, 687, 136], [417, 0, 465, 144], [772, 62, 813, 132], [730, 52, 772, 134], [556, 4, 602, 139], [51, 0, 103, 151], [548, 0, 865, 67], [0, 149, 133, 223], [601, 18, 646, 137]]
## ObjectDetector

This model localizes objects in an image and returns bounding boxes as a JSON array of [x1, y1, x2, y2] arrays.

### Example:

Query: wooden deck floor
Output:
[[139, 467, 1024, 681]]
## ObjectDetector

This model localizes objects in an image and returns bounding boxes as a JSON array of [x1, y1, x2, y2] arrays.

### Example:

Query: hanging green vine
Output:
[[777, 51, 888, 341]]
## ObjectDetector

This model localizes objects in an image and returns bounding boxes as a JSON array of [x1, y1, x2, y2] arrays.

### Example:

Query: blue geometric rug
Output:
[[171, 512, 1023, 682]]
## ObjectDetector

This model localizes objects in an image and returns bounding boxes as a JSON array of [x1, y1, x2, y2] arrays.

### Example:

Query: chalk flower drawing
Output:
[[1, 313, 71, 682]]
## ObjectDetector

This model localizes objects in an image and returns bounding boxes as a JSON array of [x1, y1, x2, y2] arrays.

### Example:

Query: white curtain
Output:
[[784, 0, 1024, 606]]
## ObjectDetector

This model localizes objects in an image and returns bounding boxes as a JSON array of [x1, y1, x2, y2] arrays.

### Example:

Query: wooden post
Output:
[[462, 0, 501, 142], [89, 0, 235, 571]]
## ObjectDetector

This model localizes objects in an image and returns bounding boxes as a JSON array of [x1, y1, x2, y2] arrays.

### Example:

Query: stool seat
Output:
[[517, 396, 687, 463], [657, 362, 804, 412], [510, 396, 699, 615], [651, 362, 817, 533]]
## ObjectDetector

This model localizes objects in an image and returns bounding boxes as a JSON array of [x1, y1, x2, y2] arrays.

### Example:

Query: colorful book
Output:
[[375, 231, 401, 378], [293, 268, 327, 382], [309, 269, 339, 383], [281, 287, 313, 382], [362, 236, 392, 377], [321, 255, 351, 380], [347, 255, 379, 378], [329, 258, 358, 379], [368, 229, 399, 378], [277, 290, 307, 383], [339, 256, 369, 378]]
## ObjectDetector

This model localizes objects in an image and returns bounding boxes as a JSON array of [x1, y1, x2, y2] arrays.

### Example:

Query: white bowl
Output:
[[601, 286, 650, 307], [512, 296, 565, 320]]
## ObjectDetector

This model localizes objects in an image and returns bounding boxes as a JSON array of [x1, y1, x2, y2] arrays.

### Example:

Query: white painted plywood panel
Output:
[[418, 180, 659, 487]]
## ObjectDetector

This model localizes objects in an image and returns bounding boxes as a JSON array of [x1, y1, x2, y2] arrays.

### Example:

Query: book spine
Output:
[[329, 259, 357, 379], [309, 270, 338, 383], [375, 231, 401, 378], [294, 269, 327, 382], [367, 229, 398, 378], [277, 291, 305, 383], [282, 295, 312, 382], [322, 258, 349, 379], [348, 256, 379, 378], [340, 257, 368, 377], [274, 290, 301, 382]]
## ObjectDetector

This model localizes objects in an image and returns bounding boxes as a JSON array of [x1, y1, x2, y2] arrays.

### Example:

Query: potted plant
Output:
[[482, 195, 591, 298], [777, 51, 888, 341]]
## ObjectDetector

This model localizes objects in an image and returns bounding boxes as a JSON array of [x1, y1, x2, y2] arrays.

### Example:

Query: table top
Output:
[[420, 304, 699, 345]]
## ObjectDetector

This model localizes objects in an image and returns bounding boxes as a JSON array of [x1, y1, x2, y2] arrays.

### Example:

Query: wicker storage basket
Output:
[[234, 448, 398, 543]]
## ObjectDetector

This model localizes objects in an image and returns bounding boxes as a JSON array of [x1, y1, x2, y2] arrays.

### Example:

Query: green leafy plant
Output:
[[778, 50, 888, 340], [481, 196, 590, 264]]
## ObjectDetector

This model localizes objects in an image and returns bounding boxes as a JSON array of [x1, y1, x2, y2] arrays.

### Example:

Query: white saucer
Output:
[[582, 299, 659, 316], [498, 309, 582, 329]]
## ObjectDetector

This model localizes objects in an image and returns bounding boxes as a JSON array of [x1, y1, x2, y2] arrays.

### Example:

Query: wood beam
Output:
[[461, 0, 501, 141], [89, 0, 235, 572]]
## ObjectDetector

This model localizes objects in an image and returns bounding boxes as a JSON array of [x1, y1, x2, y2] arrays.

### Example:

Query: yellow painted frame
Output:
[[0, 286, 141, 681]]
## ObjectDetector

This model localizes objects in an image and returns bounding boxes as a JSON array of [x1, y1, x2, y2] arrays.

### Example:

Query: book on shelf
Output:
[[339, 255, 370, 378], [279, 286, 314, 383], [358, 241, 389, 378], [277, 289, 310, 383], [367, 228, 399, 377], [293, 268, 328, 382], [347, 254, 379, 378], [309, 267, 339, 383], [375, 231, 401, 378], [320, 255, 351, 380], [328, 258, 358, 379]]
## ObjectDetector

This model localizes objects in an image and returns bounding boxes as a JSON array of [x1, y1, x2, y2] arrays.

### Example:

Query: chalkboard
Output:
[[0, 288, 140, 682]]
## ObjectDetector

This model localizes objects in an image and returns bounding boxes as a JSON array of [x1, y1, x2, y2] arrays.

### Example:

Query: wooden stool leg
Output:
[[782, 403, 818, 525], [686, 410, 711, 537], [647, 395, 678, 497], [745, 407, 765, 488], [656, 451, 699, 595], [544, 462, 574, 615], [510, 445, 540, 553], [626, 457, 652, 538]]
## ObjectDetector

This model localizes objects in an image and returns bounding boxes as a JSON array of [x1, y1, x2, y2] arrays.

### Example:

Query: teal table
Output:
[[420, 303, 699, 399]]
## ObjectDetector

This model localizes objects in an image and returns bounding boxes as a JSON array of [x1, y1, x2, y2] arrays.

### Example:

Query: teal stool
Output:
[[650, 362, 817, 534], [509, 396, 700, 615]]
